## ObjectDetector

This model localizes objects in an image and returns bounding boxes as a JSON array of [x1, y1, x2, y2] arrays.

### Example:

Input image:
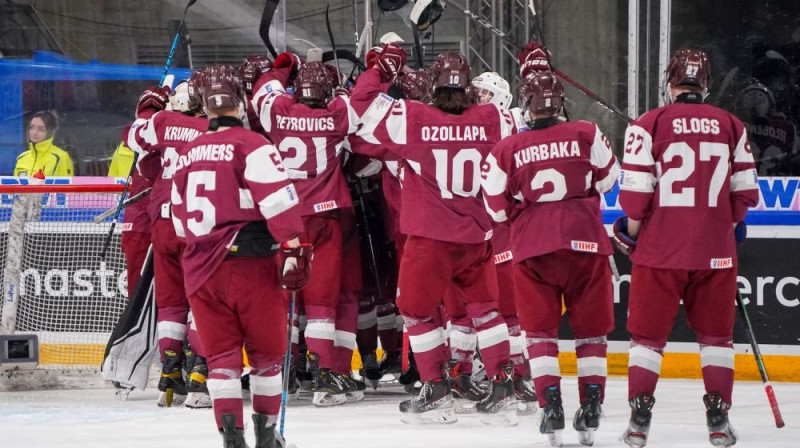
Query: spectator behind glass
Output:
[[734, 81, 799, 176], [14, 110, 75, 177]]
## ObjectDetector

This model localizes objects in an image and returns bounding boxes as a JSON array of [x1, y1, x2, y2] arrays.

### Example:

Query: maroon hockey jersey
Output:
[[619, 100, 759, 270], [251, 74, 357, 217], [118, 124, 153, 234], [482, 120, 618, 262], [351, 69, 517, 244], [127, 110, 207, 222], [170, 125, 302, 295]]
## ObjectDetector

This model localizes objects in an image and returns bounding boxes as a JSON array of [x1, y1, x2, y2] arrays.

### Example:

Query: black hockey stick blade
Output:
[[260, 0, 280, 58], [323, 49, 367, 72]]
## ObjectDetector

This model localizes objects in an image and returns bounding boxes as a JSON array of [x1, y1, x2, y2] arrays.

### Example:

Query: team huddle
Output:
[[117, 40, 759, 448]]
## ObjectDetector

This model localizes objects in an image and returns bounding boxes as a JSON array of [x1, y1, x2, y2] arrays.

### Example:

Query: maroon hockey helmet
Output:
[[293, 61, 333, 105], [324, 63, 341, 88], [666, 48, 711, 90], [240, 55, 272, 95], [521, 71, 564, 116], [198, 64, 244, 110], [401, 69, 433, 102], [186, 69, 206, 112], [431, 52, 471, 90]]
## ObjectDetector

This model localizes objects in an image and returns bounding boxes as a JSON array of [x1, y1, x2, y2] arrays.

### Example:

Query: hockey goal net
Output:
[[0, 181, 127, 373]]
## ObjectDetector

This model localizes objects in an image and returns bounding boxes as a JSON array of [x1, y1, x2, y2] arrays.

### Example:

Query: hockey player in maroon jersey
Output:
[[251, 54, 366, 407], [616, 49, 759, 448], [127, 72, 210, 408], [240, 55, 272, 134], [482, 71, 618, 446], [443, 70, 538, 416], [351, 44, 520, 425], [116, 123, 152, 300], [170, 65, 306, 448]]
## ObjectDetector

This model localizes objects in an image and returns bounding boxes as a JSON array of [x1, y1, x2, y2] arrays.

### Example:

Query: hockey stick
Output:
[[735, 291, 785, 428], [94, 187, 151, 223], [260, 0, 280, 58], [354, 180, 384, 301], [325, 3, 343, 82], [100, 0, 196, 259], [441, 0, 632, 123], [279, 291, 297, 437], [160, 0, 197, 85], [526, 0, 570, 121]]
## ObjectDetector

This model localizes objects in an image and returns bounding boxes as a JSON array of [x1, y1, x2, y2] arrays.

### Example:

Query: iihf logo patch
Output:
[[284, 185, 296, 202], [710, 258, 733, 269]]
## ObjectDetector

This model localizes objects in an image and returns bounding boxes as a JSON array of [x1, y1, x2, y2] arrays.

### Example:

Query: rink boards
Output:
[[1, 176, 798, 381]]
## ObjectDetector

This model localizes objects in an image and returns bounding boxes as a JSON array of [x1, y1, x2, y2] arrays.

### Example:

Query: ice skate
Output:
[[296, 351, 313, 391], [252, 413, 283, 448], [621, 393, 655, 447], [343, 374, 366, 402], [312, 368, 348, 407], [398, 352, 421, 394], [220, 413, 249, 448], [399, 378, 458, 425], [379, 350, 403, 376], [514, 375, 538, 416], [476, 364, 518, 426], [449, 360, 489, 414], [113, 381, 134, 401], [573, 384, 603, 446], [361, 352, 382, 389], [704, 392, 737, 447], [539, 386, 565, 447], [157, 350, 187, 407], [185, 355, 212, 409]]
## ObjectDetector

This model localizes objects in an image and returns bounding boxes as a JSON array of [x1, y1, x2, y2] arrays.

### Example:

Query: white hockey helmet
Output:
[[471, 72, 513, 110], [169, 81, 191, 112]]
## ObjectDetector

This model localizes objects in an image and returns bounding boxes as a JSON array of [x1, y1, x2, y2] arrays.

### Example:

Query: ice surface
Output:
[[1, 377, 798, 448]]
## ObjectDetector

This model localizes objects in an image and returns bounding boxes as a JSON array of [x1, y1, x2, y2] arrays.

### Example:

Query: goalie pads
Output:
[[101, 246, 158, 390], [611, 216, 637, 257]]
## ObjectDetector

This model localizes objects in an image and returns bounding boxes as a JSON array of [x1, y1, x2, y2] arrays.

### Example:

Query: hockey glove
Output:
[[281, 243, 313, 291], [612, 216, 637, 257], [518, 42, 551, 79], [136, 86, 171, 117], [734, 221, 747, 246], [273, 51, 303, 83], [376, 43, 407, 82], [365, 46, 383, 69]]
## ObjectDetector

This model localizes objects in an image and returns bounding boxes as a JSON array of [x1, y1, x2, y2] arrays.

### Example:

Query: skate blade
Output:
[[454, 399, 478, 414], [479, 401, 519, 427], [115, 388, 133, 401], [620, 430, 648, 447], [400, 407, 458, 425], [367, 379, 380, 390], [345, 391, 365, 402], [710, 432, 737, 447], [577, 428, 596, 446], [157, 390, 186, 407], [547, 429, 563, 447], [516, 401, 538, 416], [184, 392, 212, 409], [312, 391, 347, 407]]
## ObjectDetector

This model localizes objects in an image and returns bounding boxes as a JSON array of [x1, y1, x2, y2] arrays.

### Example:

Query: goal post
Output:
[[0, 180, 128, 372]]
